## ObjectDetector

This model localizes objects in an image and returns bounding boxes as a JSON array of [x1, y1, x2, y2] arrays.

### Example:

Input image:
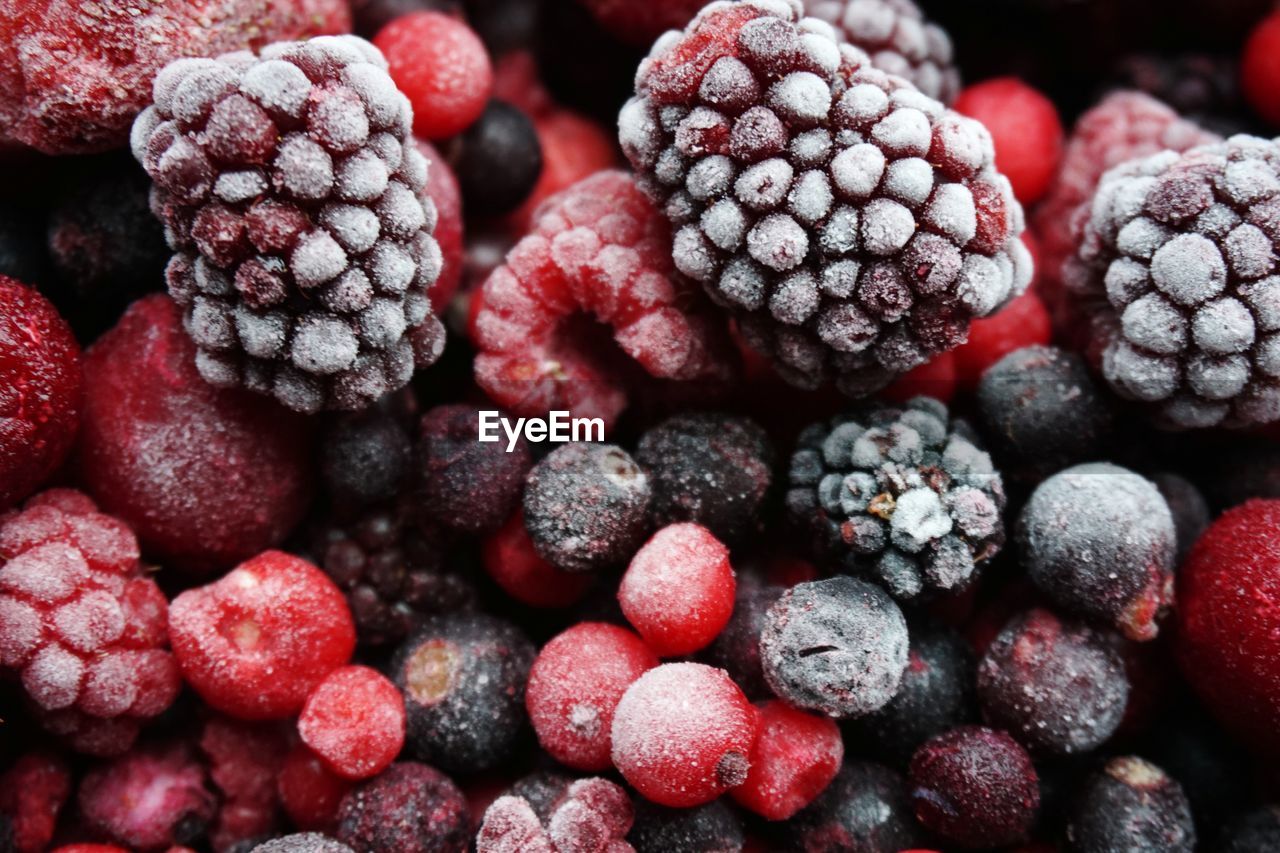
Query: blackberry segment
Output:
[[133, 36, 445, 413], [450, 100, 544, 217], [619, 0, 1031, 397], [1066, 757, 1196, 853], [786, 397, 1005, 600], [628, 799, 744, 853], [1065, 135, 1280, 428], [320, 408, 413, 511]]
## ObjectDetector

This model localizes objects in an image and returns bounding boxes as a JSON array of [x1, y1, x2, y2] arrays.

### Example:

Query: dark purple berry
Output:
[[336, 762, 470, 853], [704, 574, 785, 699], [1066, 756, 1195, 853], [320, 409, 412, 511], [1218, 805, 1280, 853], [1142, 704, 1251, 835], [628, 799, 744, 853], [450, 100, 543, 217], [251, 834, 354, 853], [1149, 471, 1211, 565], [788, 761, 926, 852]]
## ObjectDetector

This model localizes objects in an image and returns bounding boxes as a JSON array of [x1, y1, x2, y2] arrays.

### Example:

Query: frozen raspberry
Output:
[[1066, 757, 1195, 852], [133, 37, 445, 413], [951, 287, 1051, 390], [620, 0, 1031, 398], [1243, 11, 1280, 127], [0, 490, 179, 755], [168, 550, 356, 720], [953, 78, 1063, 204], [200, 716, 290, 850], [0, 277, 81, 510], [451, 101, 544, 217], [477, 777, 633, 853], [510, 109, 620, 230], [416, 140, 464, 312], [611, 662, 759, 807], [472, 170, 737, 431], [1219, 805, 1280, 852], [1064, 135, 1280, 428], [786, 397, 1006, 600], [908, 726, 1039, 849], [252, 834, 354, 853], [760, 576, 908, 718], [526, 622, 658, 771], [977, 607, 1130, 755], [629, 800, 743, 853], [523, 443, 652, 574], [789, 761, 926, 851], [481, 510, 595, 608], [618, 524, 736, 656], [335, 762, 469, 853], [278, 744, 353, 834], [299, 665, 406, 781], [730, 699, 843, 820], [81, 295, 313, 574], [0, 752, 72, 853], [0, 0, 349, 155], [320, 408, 411, 512], [806, 0, 960, 104], [705, 574, 785, 699], [392, 612, 535, 773], [374, 13, 492, 140], [1019, 463, 1175, 640], [1106, 54, 1248, 136], [78, 741, 217, 852]]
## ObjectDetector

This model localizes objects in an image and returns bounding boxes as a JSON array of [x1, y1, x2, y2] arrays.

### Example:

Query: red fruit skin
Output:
[[0, 277, 81, 510], [482, 510, 594, 608], [50, 846, 129, 853], [279, 743, 353, 832], [508, 110, 620, 231], [881, 351, 957, 405], [526, 622, 658, 771], [374, 12, 492, 140], [299, 665, 406, 781], [952, 288, 1052, 391], [168, 550, 356, 720], [417, 139, 464, 313], [80, 295, 313, 574], [1178, 499, 1280, 751], [731, 700, 843, 821], [0, 752, 72, 853], [200, 716, 290, 850], [954, 78, 1063, 205], [1243, 11, 1280, 126]]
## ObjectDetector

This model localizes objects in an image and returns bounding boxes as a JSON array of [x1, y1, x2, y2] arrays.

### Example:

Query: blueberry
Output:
[[320, 409, 412, 511], [336, 762, 470, 853], [788, 761, 926, 852], [628, 799, 744, 853], [1066, 757, 1195, 852], [452, 101, 543, 216]]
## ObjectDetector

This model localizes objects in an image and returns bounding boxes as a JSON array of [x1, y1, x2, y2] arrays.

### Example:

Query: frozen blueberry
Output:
[[451, 100, 543, 216], [320, 408, 412, 511], [788, 761, 926, 852], [1149, 472, 1211, 565], [1141, 704, 1251, 835], [1066, 757, 1195, 852], [628, 799, 744, 853], [336, 762, 470, 853], [704, 575, 785, 699]]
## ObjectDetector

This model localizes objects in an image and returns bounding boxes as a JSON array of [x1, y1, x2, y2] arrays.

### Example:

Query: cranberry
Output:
[[730, 699, 843, 821], [278, 743, 353, 833], [298, 665, 406, 781]]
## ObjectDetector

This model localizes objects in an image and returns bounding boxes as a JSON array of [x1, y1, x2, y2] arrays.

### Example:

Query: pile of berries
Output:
[[11, 0, 1280, 851]]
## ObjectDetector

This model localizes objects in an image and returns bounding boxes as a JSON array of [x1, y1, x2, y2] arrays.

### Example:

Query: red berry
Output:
[[0, 277, 81, 510], [299, 665, 406, 780], [374, 12, 492, 140], [168, 550, 356, 720], [0, 752, 72, 853], [1243, 11, 1280, 126], [526, 622, 658, 771], [79, 295, 313, 574], [952, 288, 1052, 390], [50, 846, 129, 853], [576, 0, 705, 44], [278, 743, 353, 833], [199, 716, 290, 850], [509, 109, 619, 230], [417, 139, 464, 312], [730, 700, 843, 821], [954, 77, 1063, 205], [482, 511, 594, 608], [618, 523, 736, 657], [881, 351, 957, 405], [610, 662, 759, 807]]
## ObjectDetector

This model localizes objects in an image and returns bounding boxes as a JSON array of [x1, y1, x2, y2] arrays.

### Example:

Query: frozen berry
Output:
[[133, 37, 445, 412], [704, 574, 785, 699], [0, 277, 81, 510], [320, 409, 411, 512], [525, 622, 657, 771], [299, 666, 406, 781], [200, 715, 290, 850], [630, 803, 742, 853], [1150, 471, 1211, 565], [416, 140, 464, 312], [731, 699, 843, 821], [789, 760, 926, 851], [1218, 805, 1280, 852], [1243, 11, 1280, 127], [787, 398, 1006, 600], [760, 576, 908, 718], [954, 281, 1050, 391], [620, 0, 1031, 398], [0, 752, 72, 853], [335, 762, 469, 853], [575, 0, 705, 45], [478, 776, 633, 853], [252, 834, 353, 853], [1019, 463, 1175, 640], [1065, 757, 1195, 852], [510, 108, 620, 229], [392, 612, 535, 773], [1106, 54, 1247, 136], [908, 725, 1039, 849], [451, 101, 544, 217], [880, 348, 957, 404], [169, 550, 356, 720], [472, 170, 736, 431], [278, 744, 352, 833], [481, 510, 594, 608], [977, 608, 1130, 755], [611, 662, 759, 807], [953, 78, 1063, 204], [374, 12, 492, 139], [523, 442, 652, 574]]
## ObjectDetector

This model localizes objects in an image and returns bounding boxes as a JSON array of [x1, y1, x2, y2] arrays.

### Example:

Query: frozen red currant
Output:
[[954, 78, 1063, 204], [299, 665, 406, 780], [730, 699, 843, 821]]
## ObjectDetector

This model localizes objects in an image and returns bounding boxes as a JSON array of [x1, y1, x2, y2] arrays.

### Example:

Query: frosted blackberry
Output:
[[620, 0, 1031, 397], [1065, 134, 1280, 428], [786, 397, 1005, 600], [133, 36, 445, 413], [805, 0, 960, 104]]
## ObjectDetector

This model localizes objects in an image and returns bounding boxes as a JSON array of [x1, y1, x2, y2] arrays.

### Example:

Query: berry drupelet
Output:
[[787, 397, 1005, 600], [1065, 757, 1195, 853], [620, 0, 1032, 397], [133, 35, 445, 413]]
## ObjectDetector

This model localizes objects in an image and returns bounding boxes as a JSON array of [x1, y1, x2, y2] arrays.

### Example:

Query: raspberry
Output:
[[0, 489, 179, 755], [374, 13, 492, 140], [81, 295, 313, 574], [953, 78, 1063, 204], [252, 835, 354, 853], [278, 744, 353, 833], [0, 752, 72, 853], [1065, 757, 1195, 852], [575, 0, 707, 45], [77, 741, 217, 852], [476, 777, 633, 853], [481, 510, 594, 609], [789, 761, 926, 851], [0, 0, 349, 155], [168, 550, 356, 720], [907, 726, 1039, 849], [525, 622, 658, 771], [452, 101, 544, 217], [629, 800, 744, 853], [1243, 11, 1280, 127], [786, 397, 1006, 600], [704, 574, 784, 699], [472, 170, 737, 431], [951, 287, 1051, 390], [610, 662, 759, 807], [417, 140, 464, 312], [133, 37, 445, 413], [620, 0, 1031, 398], [335, 762, 469, 853], [730, 699, 843, 820], [760, 576, 908, 717], [806, 0, 961, 104], [299, 665, 406, 781], [510, 109, 620, 230], [0, 277, 81, 510], [200, 716, 290, 850], [319, 408, 412, 512], [1019, 463, 1175, 640]]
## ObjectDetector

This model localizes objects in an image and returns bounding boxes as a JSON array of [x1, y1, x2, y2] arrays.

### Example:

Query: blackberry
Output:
[[788, 760, 926, 851], [704, 574, 785, 698], [133, 36, 445, 413], [336, 762, 470, 853], [619, 0, 1031, 397], [1064, 135, 1280, 428], [786, 397, 1005, 600], [450, 100, 544, 217], [252, 835, 354, 853], [320, 408, 412, 512], [806, 0, 961, 104], [635, 412, 775, 543], [1218, 806, 1280, 853], [1065, 757, 1196, 853], [628, 799, 744, 853]]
